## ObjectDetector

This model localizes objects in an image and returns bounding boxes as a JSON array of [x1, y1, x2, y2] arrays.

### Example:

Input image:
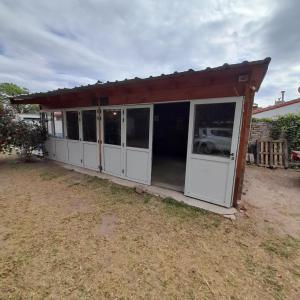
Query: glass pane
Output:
[[53, 111, 64, 138], [46, 112, 53, 135], [82, 110, 97, 142], [66, 111, 79, 140], [103, 110, 121, 145], [126, 108, 150, 148], [192, 102, 236, 157]]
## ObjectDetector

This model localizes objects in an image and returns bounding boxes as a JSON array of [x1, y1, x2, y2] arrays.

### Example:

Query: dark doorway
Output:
[[152, 102, 190, 191]]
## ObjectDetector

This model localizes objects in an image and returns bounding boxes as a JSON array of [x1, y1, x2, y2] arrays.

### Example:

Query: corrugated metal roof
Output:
[[12, 57, 271, 101]]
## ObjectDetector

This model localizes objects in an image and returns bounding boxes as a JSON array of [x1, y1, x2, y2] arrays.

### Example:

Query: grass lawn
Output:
[[0, 155, 299, 299]]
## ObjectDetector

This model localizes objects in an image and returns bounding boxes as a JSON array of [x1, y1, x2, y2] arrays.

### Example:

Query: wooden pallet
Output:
[[256, 139, 288, 168]]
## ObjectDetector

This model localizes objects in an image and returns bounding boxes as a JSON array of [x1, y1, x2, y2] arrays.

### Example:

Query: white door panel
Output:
[[184, 97, 243, 207], [83, 143, 98, 170], [45, 137, 55, 159], [103, 145, 122, 176], [55, 139, 68, 162], [185, 158, 229, 204], [125, 148, 150, 183], [68, 141, 83, 166]]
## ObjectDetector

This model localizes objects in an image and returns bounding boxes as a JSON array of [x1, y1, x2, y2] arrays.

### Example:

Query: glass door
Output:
[[81, 109, 99, 170], [124, 105, 153, 184], [184, 97, 243, 207], [101, 105, 153, 184], [101, 108, 123, 177], [66, 110, 83, 166]]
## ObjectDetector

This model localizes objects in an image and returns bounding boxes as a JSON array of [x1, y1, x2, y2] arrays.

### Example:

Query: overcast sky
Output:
[[0, 0, 299, 106]]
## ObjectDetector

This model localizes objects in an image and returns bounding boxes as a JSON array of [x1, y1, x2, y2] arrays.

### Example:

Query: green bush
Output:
[[253, 113, 300, 156], [0, 105, 47, 161]]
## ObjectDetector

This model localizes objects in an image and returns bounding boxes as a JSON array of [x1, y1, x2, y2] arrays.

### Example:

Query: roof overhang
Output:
[[11, 57, 271, 109]]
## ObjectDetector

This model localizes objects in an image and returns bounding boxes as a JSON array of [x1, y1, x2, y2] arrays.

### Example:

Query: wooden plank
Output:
[[265, 141, 269, 166], [284, 140, 289, 168], [260, 141, 264, 166], [279, 142, 283, 166], [274, 142, 278, 166], [269, 141, 273, 167]]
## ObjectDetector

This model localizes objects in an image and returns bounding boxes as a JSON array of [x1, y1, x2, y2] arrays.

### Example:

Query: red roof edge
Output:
[[253, 98, 300, 114]]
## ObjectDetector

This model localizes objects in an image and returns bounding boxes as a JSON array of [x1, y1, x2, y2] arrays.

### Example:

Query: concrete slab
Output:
[[53, 161, 237, 217]]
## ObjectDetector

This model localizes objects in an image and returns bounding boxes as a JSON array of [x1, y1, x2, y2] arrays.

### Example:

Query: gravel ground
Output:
[[0, 154, 299, 299]]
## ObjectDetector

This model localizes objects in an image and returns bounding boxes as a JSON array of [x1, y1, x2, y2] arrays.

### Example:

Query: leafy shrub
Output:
[[14, 121, 47, 161], [269, 114, 300, 154], [253, 113, 300, 157], [0, 106, 16, 153], [0, 105, 47, 161]]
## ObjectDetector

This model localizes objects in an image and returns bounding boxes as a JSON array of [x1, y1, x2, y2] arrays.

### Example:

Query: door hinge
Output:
[[99, 165, 102, 171], [81, 159, 83, 163], [122, 142, 124, 147], [122, 169, 124, 174]]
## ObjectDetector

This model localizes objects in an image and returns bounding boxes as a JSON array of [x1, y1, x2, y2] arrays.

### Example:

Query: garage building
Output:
[[12, 58, 271, 208]]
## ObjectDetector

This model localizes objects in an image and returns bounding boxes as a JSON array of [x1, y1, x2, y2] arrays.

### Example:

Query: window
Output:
[[103, 110, 121, 145], [66, 111, 79, 140], [53, 111, 64, 138], [82, 110, 97, 142], [192, 102, 236, 157], [46, 112, 53, 136], [126, 108, 150, 148]]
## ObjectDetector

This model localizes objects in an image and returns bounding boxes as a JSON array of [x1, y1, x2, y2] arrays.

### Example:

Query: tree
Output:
[[14, 120, 47, 161], [0, 105, 16, 154], [0, 82, 39, 113], [0, 105, 47, 161]]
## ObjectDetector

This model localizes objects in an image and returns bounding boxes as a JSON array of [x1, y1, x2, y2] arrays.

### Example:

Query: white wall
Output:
[[254, 102, 300, 119]]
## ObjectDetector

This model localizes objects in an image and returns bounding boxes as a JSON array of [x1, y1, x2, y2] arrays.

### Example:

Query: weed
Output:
[[143, 194, 152, 204], [244, 254, 256, 274], [162, 197, 208, 218], [292, 265, 300, 278], [40, 170, 64, 181], [84, 176, 108, 189], [261, 236, 300, 258], [262, 266, 284, 299]]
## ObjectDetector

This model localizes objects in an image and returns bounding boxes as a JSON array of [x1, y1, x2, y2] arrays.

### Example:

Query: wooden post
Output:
[[233, 84, 255, 206]]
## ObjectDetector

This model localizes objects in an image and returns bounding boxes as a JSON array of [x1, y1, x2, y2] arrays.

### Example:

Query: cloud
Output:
[[0, 0, 298, 106]]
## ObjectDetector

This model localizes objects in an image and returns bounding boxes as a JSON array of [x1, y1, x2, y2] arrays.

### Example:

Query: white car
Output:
[[194, 127, 232, 155]]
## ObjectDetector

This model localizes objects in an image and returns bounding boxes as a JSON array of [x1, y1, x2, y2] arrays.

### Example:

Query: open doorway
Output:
[[152, 102, 190, 191]]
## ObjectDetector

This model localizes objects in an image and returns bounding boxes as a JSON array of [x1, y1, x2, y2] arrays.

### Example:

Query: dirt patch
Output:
[[94, 215, 118, 237], [242, 165, 300, 238], [0, 154, 300, 299]]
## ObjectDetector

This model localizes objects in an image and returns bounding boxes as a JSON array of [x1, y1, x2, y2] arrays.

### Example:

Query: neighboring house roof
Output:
[[253, 98, 300, 115]]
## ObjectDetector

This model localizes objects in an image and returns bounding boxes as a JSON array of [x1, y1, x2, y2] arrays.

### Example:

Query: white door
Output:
[[124, 105, 153, 184], [65, 110, 83, 167], [184, 97, 243, 207], [101, 105, 153, 184], [81, 109, 100, 171], [101, 108, 123, 177]]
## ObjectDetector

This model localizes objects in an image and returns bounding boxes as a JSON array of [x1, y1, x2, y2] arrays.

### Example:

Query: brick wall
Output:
[[249, 121, 271, 145]]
